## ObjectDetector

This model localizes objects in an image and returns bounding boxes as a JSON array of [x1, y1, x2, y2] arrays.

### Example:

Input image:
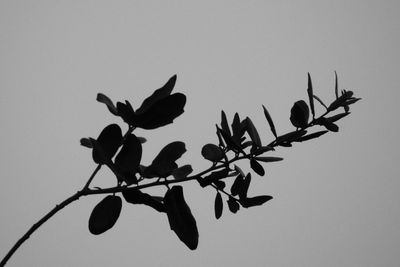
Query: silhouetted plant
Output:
[[0, 73, 360, 266]]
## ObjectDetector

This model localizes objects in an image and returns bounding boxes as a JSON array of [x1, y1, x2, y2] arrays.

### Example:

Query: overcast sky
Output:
[[0, 1, 399, 266]]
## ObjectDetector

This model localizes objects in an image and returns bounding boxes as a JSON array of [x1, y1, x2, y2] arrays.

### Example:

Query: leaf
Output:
[[213, 180, 226, 190], [290, 100, 310, 128], [315, 117, 339, 132], [96, 93, 119, 116], [227, 197, 240, 214], [254, 156, 283, 163], [234, 165, 245, 178], [217, 126, 243, 154], [325, 112, 350, 123], [262, 105, 277, 138], [245, 117, 262, 147], [215, 125, 226, 148], [164, 186, 199, 250], [241, 195, 273, 208], [231, 113, 245, 143], [147, 141, 186, 177], [275, 130, 307, 145], [220, 110, 231, 137], [334, 71, 339, 99], [250, 159, 265, 176], [134, 93, 186, 129], [114, 134, 142, 184], [307, 73, 315, 118], [294, 130, 329, 142], [122, 188, 165, 213], [238, 173, 251, 200], [135, 75, 177, 114], [88, 195, 122, 235], [172, 165, 193, 180], [198, 168, 229, 187], [252, 145, 274, 156], [230, 175, 244, 196], [92, 124, 123, 165], [80, 137, 93, 148], [116, 101, 135, 125], [214, 192, 223, 219], [201, 144, 224, 162]]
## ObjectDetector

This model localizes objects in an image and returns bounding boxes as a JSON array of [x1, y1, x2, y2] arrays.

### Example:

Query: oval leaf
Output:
[[227, 197, 240, 214], [136, 75, 177, 115], [254, 156, 283, 163], [92, 124, 123, 165], [241, 195, 273, 208], [122, 189, 165, 213], [245, 117, 262, 147], [164, 186, 199, 250], [214, 192, 223, 219], [88, 195, 122, 235], [172, 165, 193, 180], [290, 100, 309, 128], [250, 159, 265, 176], [114, 134, 142, 184], [201, 144, 224, 162], [134, 93, 186, 129]]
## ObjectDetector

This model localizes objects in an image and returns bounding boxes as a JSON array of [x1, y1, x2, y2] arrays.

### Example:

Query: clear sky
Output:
[[0, 1, 399, 266]]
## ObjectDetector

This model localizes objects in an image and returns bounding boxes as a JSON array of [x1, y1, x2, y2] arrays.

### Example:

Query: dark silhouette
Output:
[[0, 73, 360, 266]]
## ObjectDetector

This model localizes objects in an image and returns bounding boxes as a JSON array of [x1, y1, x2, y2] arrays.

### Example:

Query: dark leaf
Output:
[[92, 124, 123, 165], [334, 71, 339, 99], [172, 165, 193, 180], [134, 93, 186, 129], [135, 75, 177, 114], [254, 156, 283, 163], [215, 125, 226, 148], [227, 197, 240, 214], [245, 117, 262, 147], [97, 93, 119, 116], [325, 112, 350, 123], [238, 173, 251, 200], [88, 195, 122, 235], [116, 101, 135, 125], [276, 130, 307, 145], [307, 73, 315, 118], [80, 137, 93, 148], [327, 91, 354, 112], [241, 195, 273, 208], [213, 180, 226, 190], [262, 105, 277, 138], [230, 174, 244, 196], [294, 130, 329, 142], [231, 113, 245, 142], [114, 134, 142, 184], [220, 110, 231, 137], [290, 100, 310, 128], [147, 141, 186, 177], [250, 159, 265, 176], [199, 168, 229, 187], [122, 188, 165, 213], [201, 144, 224, 162], [217, 127, 243, 154], [214, 192, 223, 219], [313, 95, 328, 110], [234, 165, 245, 178], [315, 117, 339, 132], [252, 145, 274, 156], [164, 186, 199, 250]]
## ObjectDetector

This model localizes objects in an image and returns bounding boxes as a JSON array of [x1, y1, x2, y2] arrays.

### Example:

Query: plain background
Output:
[[0, 1, 399, 266]]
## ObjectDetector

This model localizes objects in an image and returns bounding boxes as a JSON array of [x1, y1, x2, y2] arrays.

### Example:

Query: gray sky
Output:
[[0, 1, 399, 266]]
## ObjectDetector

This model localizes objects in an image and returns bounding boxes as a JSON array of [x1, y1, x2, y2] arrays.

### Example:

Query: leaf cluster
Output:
[[79, 73, 359, 250]]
